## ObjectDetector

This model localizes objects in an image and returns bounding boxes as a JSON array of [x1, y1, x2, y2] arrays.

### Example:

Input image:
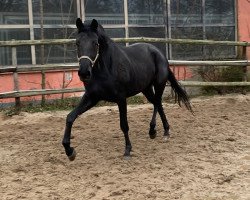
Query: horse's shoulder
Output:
[[114, 61, 130, 83]]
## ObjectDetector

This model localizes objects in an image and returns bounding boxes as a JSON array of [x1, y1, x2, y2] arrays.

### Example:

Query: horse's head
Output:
[[76, 18, 99, 82]]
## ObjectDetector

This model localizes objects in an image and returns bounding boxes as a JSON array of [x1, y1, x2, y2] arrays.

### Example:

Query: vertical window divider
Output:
[[167, 0, 172, 59], [80, 0, 85, 21], [76, 0, 81, 18], [202, 0, 206, 59], [124, 0, 129, 46], [235, 0, 238, 56], [28, 0, 36, 64]]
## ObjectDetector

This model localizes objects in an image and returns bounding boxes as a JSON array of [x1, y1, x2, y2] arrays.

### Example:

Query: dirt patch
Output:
[[0, 94, 250, 200]]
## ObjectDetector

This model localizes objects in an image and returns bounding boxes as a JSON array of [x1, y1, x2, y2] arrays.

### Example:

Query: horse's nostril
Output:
[[78, 69, 91, 80]]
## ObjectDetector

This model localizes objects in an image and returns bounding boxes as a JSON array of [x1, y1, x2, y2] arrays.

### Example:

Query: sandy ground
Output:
[[0, 94, 250, 200]]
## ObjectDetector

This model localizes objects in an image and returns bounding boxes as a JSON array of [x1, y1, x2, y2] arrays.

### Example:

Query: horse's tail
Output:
[[167, 69, 194, 114]]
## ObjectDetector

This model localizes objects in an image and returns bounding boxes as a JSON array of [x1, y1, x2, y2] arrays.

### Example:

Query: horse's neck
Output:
[[98, 38, 117, 71]]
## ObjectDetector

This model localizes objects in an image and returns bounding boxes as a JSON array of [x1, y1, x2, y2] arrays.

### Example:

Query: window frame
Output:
[[0, 0, 237, 66]]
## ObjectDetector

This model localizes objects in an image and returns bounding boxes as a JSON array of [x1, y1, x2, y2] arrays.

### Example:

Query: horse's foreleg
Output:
[[62, 94, 97, 161], [118, 100, 132, 158]]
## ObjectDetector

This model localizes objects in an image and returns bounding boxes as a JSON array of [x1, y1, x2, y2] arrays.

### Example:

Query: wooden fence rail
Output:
[[0, 37, 250, 47], [0, 88, 84, 99], [1, 60, 249, 74], [0, 37, 249, 103], [1, 81, 250, 99]]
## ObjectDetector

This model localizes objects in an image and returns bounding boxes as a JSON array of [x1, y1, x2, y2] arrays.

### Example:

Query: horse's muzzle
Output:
[[78, 69, 91, 82]]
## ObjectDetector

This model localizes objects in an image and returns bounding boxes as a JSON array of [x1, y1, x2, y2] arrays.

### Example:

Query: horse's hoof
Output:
[[163, 135, 170, 142], [150, 134, 156, 139], [68, 148, 76, 161], [149, 129, 157, 139], [123, 148, 131, 159], [123, 155, 131, 160]]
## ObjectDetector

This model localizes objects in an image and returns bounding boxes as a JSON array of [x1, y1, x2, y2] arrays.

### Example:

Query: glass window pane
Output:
[[171, 27, 203, 60], [129, 27, 166, 55], [0, 0, 29, 24], [85, 0, 124, 25], [105, 28, 124, 38], [34, 28, 77, 64], [32, 0, 78, 25], [128, 0, 164, 25], [204, 26, 235, 59], [170, 0, 202, 26], [0, 29, 31, 65], [205, 0, 235, 25], [105, 28, 125, 46]]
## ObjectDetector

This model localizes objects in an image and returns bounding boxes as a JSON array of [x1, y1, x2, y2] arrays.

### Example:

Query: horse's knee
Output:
[[66, 113, 75, 125]]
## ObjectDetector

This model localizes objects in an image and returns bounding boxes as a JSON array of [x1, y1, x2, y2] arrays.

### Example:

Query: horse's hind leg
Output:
[[154, 83, 170, 140], [142, 87, 158, 139]]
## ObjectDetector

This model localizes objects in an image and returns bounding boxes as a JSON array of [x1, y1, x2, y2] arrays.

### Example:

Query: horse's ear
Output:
[[76, 18, 83, 31], [91, 19, 98, 32]]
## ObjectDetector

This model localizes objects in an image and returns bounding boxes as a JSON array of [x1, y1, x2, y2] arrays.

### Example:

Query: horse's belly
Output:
[[126, 75, 154, 97]]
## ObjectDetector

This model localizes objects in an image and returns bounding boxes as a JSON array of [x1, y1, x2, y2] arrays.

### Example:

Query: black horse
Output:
[[62, 18, 193, 161]]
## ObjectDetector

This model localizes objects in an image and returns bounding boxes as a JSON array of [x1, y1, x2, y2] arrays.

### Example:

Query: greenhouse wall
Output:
[[0, 0, 248, 104]]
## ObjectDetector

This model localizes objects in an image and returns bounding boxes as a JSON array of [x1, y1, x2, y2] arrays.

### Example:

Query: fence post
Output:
[[40, 0, 46, 106], [242, 46, 248, 81], [242, 45, 248, 94], [12, 40, 21, 110]]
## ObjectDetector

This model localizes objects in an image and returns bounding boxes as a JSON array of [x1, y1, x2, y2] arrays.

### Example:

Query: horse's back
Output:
[[125, 43, 169, 83], [115, 43, 169, 96]]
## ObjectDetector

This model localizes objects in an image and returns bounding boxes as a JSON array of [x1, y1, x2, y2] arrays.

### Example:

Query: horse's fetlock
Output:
[[62, 140, 69, 147], [150, 123, 156, 129]]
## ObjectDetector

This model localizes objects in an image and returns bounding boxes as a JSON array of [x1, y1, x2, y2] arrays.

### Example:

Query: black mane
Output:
[[79, 19, 113, 47]]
